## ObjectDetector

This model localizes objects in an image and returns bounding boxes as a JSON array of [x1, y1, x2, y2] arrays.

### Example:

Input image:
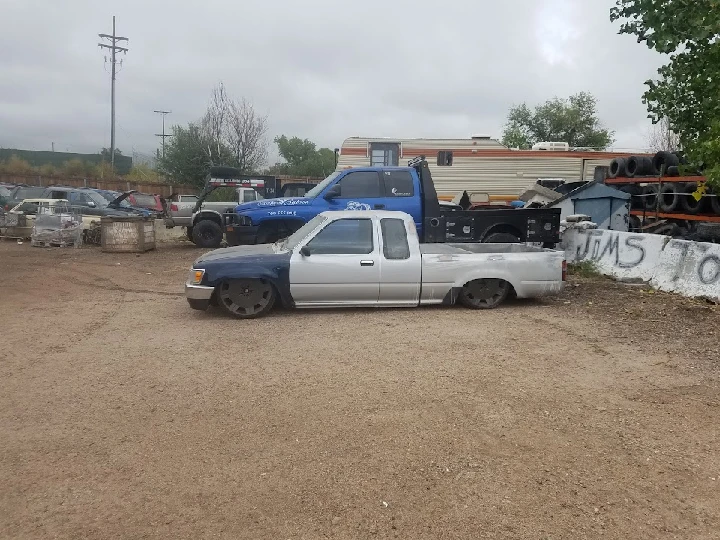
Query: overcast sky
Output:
[[0, 0, 664, 162]]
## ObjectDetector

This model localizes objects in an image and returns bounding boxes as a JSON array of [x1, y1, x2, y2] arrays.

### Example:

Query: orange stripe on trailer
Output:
[[340, 147, 649, 159], [630, 210, 720, 223]]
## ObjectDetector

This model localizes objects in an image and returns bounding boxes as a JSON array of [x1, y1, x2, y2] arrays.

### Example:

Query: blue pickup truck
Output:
[[213, 158, 560, 248]]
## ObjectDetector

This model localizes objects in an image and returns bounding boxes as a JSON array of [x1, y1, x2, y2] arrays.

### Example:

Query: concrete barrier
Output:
[[652, 239, 720, 299], [564, 228, 720, 302]]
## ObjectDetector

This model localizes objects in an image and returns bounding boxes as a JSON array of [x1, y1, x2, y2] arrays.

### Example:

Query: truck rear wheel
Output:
[[483, 232, 521, 243], [192, 220, 223, 248], [217, 278, 276, 319], [460, 279, 511, 309]]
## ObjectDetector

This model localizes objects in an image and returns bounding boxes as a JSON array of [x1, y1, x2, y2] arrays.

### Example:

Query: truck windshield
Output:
[[304, 171, 341, 198], [282, 215, 328, 251]]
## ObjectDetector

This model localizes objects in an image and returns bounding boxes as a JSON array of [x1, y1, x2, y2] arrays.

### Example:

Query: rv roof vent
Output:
[[471, 134, 491, 139], [532, 141, 570, 151]]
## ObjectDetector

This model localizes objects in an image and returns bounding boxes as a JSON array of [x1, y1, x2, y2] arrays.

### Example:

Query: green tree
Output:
[[159, 124, 231, 187], [611, 0, 720, 187], [501, 92, 615, 150], [268, 135, 335, 177], [159, 83, 269, 187]]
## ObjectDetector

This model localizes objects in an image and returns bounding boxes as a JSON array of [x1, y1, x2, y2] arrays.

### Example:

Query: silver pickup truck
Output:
[[165, 187, 262, 230], [185, 210, 565, 318]]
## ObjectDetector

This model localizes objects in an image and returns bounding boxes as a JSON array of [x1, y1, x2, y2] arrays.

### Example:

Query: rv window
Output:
[[437, 151, 453, 166], [370, 142, 400, 166], [383, 170, 414, 197]]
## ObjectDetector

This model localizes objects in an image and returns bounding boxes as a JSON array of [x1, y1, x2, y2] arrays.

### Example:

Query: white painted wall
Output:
[[564, 228, 720, 302]]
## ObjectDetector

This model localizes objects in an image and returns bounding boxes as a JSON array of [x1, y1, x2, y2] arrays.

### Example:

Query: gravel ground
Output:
[[1, 241, 719, 539]]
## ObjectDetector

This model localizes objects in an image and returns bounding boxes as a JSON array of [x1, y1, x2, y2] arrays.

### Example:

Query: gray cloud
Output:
[[0, 0, 666, 161]]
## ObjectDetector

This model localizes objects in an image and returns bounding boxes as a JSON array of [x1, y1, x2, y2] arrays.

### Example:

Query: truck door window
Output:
[[383, 170, 414, 197], [381, 218, 410, 260], [307, 219, 373, 255], [337, 172, 382, 198], [370, 142, 400, 166], [242, 190, 256, 202]]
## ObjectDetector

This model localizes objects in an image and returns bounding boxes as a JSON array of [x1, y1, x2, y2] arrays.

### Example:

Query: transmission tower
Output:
[[98, 16, 129, 172], [154, 110, 172, 158]]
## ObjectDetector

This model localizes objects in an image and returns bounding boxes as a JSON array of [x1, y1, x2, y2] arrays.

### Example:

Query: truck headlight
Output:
[[188, 268, 205, 285], [237, 215, 252, 226]]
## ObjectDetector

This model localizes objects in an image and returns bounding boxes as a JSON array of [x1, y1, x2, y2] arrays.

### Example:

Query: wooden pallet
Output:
[[30, 239, 81, 248]]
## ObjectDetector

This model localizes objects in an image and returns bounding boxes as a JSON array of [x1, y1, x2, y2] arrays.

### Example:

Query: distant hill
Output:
[[0, 148, 132, 175]]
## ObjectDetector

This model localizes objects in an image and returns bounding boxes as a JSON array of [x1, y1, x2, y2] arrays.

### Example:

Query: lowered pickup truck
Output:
[[185, 210, 565, 318]]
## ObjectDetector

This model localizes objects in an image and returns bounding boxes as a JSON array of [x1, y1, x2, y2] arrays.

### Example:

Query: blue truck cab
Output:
[[228, 166, 424, 245]]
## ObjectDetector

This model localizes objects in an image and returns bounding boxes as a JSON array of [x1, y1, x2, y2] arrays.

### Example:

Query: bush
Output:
[[37, 164, 58, 176], [125, 164, 161, 183], [569, 260, 600, 278], [0, 155, 34, 175], [62, 159, 97, 177]]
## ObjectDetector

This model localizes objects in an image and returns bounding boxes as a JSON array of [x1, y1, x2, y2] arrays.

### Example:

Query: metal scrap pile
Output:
[[31, 206, 83, 248]]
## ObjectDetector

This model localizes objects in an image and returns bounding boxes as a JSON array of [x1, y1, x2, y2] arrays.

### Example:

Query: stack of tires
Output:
[[607, 151, 720, 215]]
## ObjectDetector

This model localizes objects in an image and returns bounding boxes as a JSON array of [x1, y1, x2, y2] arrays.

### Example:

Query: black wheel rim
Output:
[[462, 279, 508, 308], [201, 228, 216, 242], [219, 279, 272, 316]]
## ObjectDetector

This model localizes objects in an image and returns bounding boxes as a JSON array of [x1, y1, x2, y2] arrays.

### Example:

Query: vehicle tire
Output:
[[679, 183, 706, 214], [460, 279, 511, 310], [626, 156, 653, 177], [256, 222, 280, 244], [652, 151, 680, 175], [618, 184, 642, 209], [192, 220, 223, 248], [186, 226, 194, 241], [608, 158, 627, 179], [666, 166, 681, 177], [217, 278, 276, 319], [658, 184, 680, 212], [642, 185, 660, 210], [483, 232, 521, 243], [709, 187, 720, 215]]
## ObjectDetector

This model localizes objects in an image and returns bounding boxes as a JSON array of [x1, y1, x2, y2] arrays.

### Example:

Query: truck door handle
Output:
[[360, 260, 375, 266], [374, 204, 385, 209]]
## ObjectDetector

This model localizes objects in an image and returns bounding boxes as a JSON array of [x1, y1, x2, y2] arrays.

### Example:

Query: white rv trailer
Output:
[[336, 136, 646, 201]]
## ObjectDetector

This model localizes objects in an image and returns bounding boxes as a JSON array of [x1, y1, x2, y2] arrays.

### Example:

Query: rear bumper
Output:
[[185, 283, 214, 310]]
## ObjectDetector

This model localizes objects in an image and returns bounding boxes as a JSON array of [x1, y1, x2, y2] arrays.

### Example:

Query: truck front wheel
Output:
[[192, 220, 223, 248], [460, 279, 511, 309], [217, 278, 276, 318]]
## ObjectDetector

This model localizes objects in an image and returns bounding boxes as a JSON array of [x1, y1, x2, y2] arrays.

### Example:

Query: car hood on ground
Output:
[[235, 197, 313, 213], [195, 243, 279, 264]]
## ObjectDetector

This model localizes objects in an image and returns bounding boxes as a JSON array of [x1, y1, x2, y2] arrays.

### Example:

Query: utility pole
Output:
[[98, 16, 128, 173], [154, 110, 172, 158]]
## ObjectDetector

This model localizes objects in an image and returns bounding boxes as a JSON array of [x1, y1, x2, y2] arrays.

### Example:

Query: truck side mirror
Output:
[[323, 185, 341, 200], [300, 246, 311, 257]]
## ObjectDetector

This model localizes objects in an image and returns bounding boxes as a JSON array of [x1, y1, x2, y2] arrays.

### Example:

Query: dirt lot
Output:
[[1, 240, 719, 539]]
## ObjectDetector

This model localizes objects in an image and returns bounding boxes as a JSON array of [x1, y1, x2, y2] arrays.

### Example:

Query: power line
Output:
[[154, 110, 172, 159], [98, 16, 129, 173]]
